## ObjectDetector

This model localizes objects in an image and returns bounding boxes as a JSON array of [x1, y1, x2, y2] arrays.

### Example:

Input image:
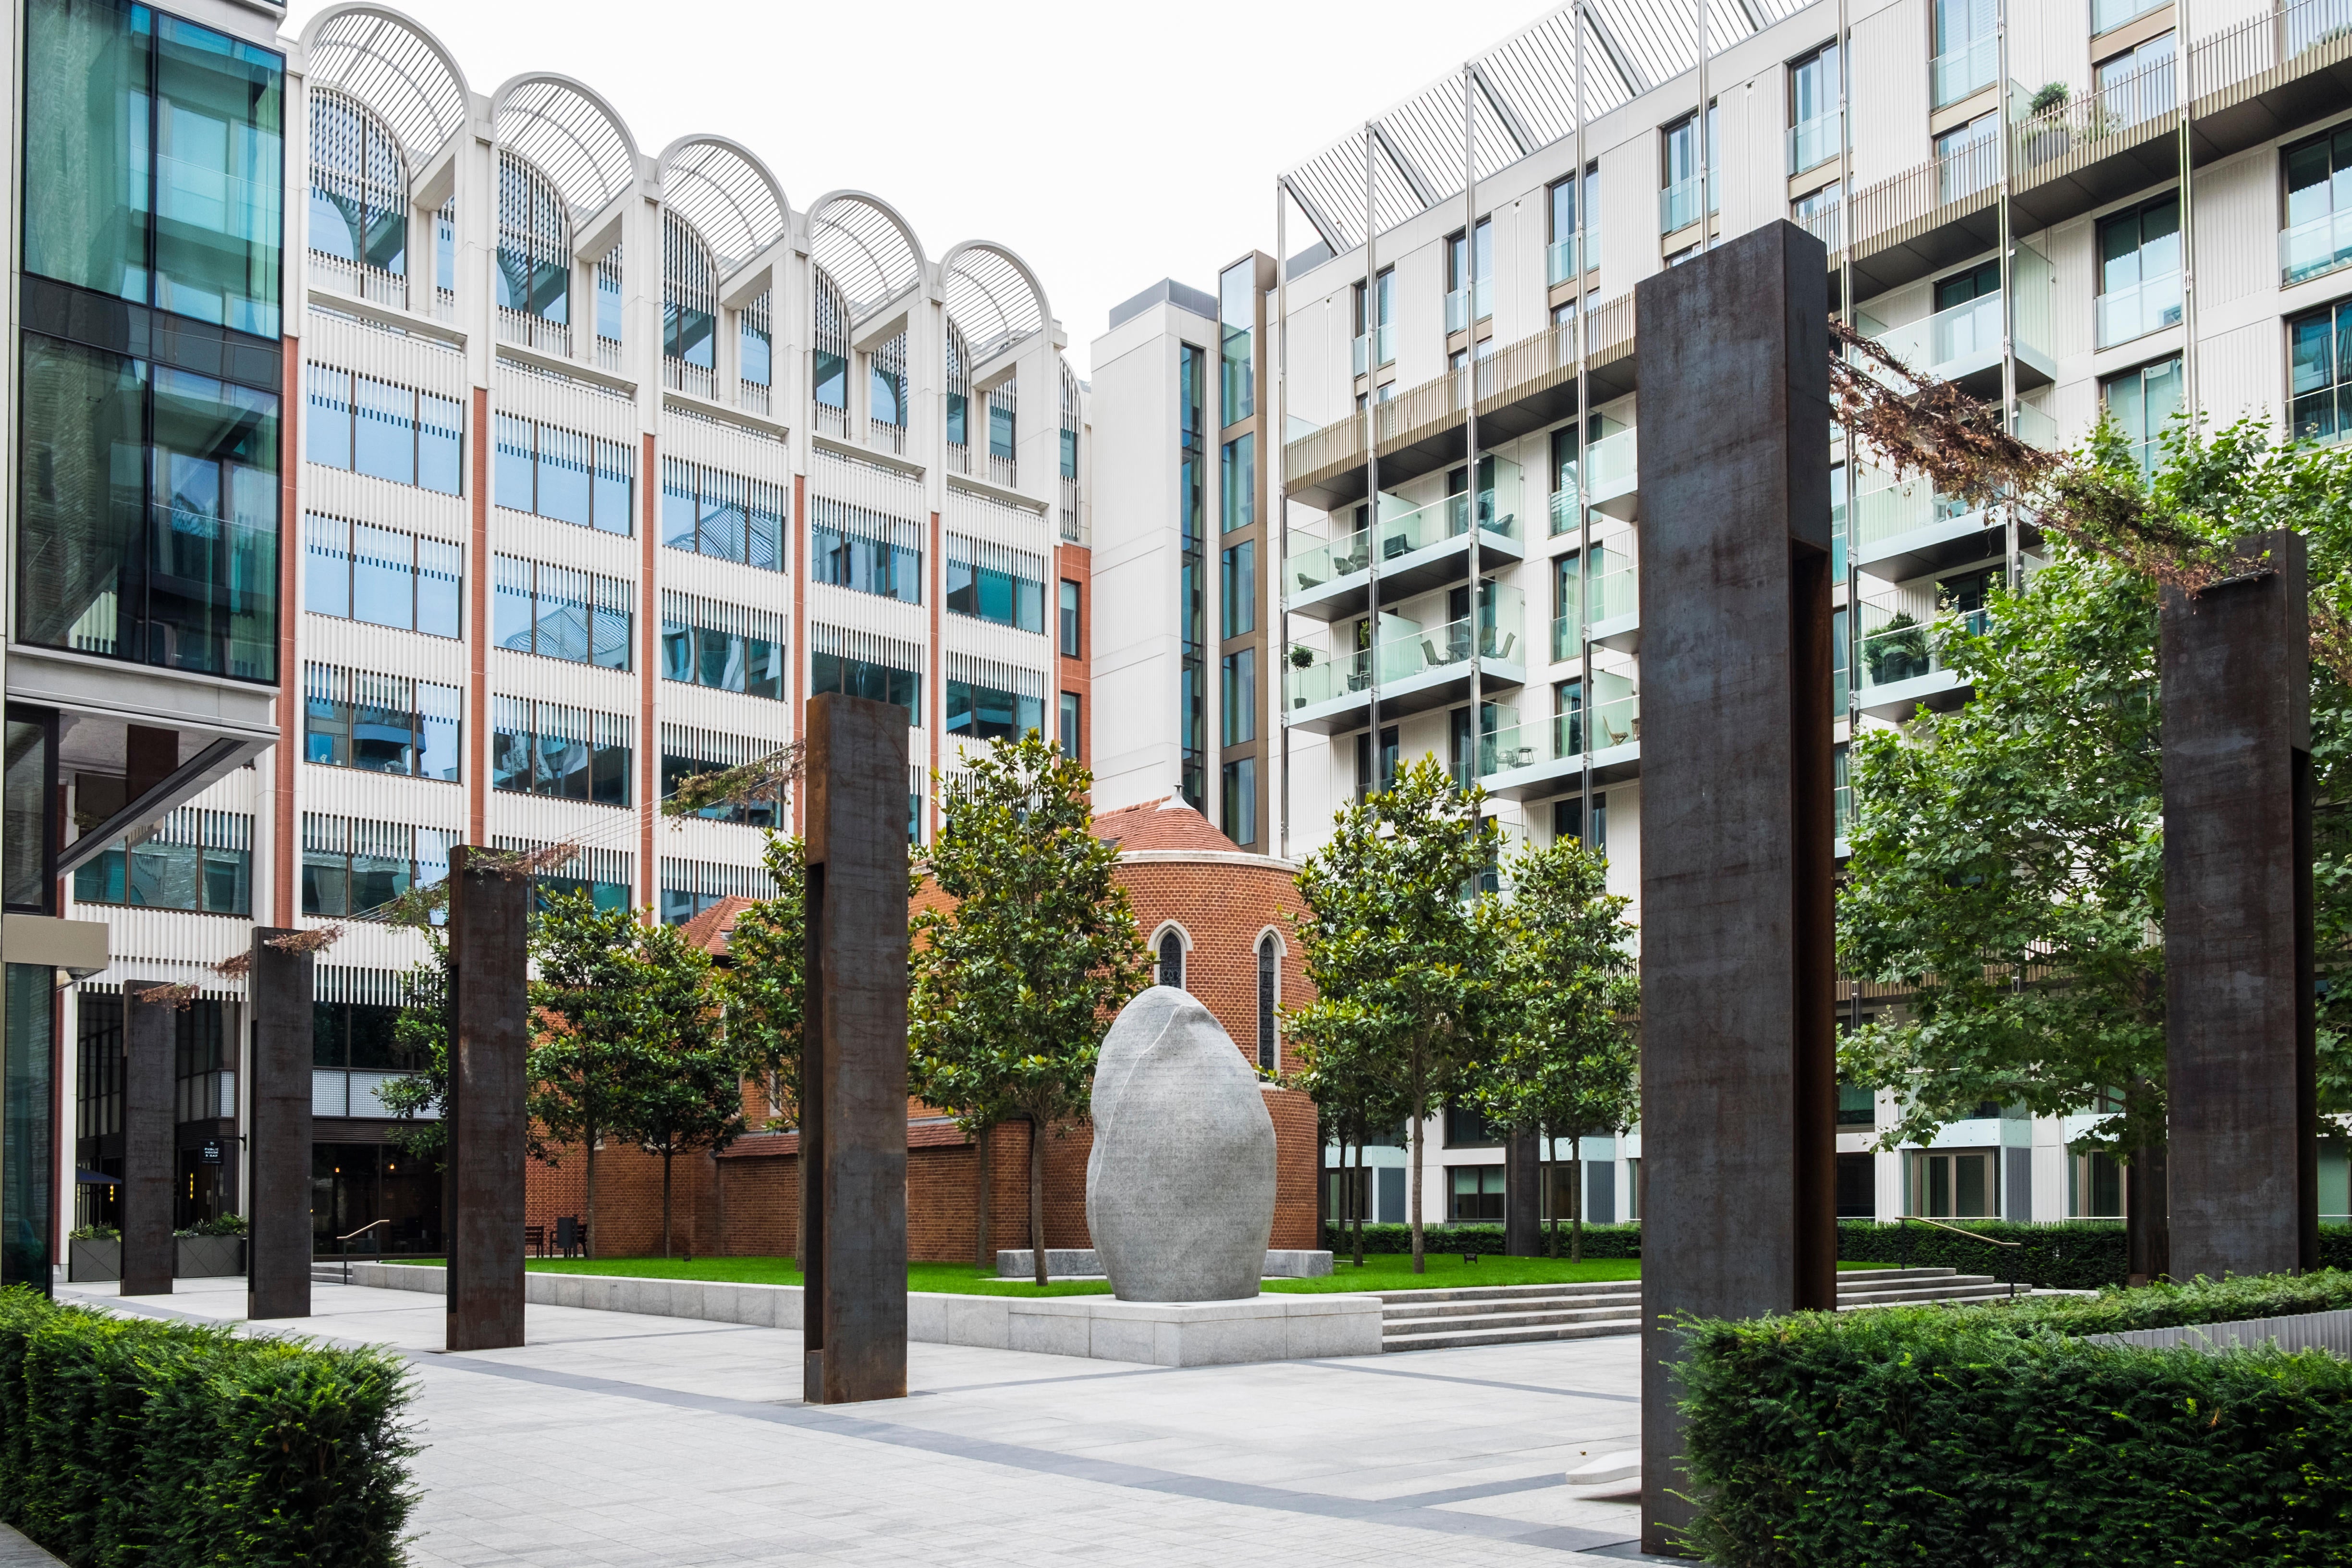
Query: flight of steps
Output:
[[1374, 1266, 2021, 1353]]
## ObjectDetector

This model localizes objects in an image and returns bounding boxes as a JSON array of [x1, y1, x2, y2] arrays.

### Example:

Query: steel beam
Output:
[[120, 984, 177, 1297], [2162, 529, 2316, 1279], [246, 929, 314, 1319], [1634, 220, 1838, 1555], [444, 845, 530, 1352], [799, 694, 911, 1405]]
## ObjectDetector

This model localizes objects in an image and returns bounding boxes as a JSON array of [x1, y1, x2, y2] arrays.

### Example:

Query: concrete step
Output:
[[1835, 1267, 1965, 1286], [1367, 1279, 1639, 1305], [1383, 1291, 1639, 1318], [1383, 1302, 1645, 1334], [1383, 1315, 1644, 1351]]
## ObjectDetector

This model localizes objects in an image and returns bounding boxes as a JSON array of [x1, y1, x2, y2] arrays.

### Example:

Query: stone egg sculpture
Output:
[[1085, 986, 1276, 1302]]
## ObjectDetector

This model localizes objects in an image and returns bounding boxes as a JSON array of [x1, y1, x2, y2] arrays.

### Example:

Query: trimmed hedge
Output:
[[1322, 1222, 1642, 1258], [0, 1288, 416, 1567], [1678, 1272, 2352, 1566]]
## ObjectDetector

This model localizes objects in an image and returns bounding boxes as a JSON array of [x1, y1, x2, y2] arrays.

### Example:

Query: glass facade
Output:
[[661, 615, 786, 700], [1220, 434, 1255, 533], [946, 554, 1045, 632], [310, 367, 462, 494], [946, 679, 1043, 743], [490, 701, 629, 807], [3, 967, 56, 1292], [812, 504, 921, 601], [4, 713, 55, 914], [304, 665, 461, 781], [810, 651, 921, 722], [305, 514, 462, 638], [2290, 300, 2352, 445], [500, 416, 635, 535], [664, 460, 785, 572], [493, 555, 633, 669], [1219, 261, 1254, 422], [1178, 345, 1208, 811]]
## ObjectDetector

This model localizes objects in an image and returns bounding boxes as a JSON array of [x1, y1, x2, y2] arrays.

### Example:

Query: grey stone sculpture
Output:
[[1087, 986, 1277, 1302]]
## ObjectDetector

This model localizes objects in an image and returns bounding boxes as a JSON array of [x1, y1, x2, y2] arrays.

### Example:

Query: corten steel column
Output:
[[120, 984, 177, 1297], [247, 929, 314, 1319], [1505, 1128, 1541, 1256], [2163, 529, 2316, 1279], [443, 846, 529, 1352], [799, 694, 912, 1405], [1635, 221, 1838, 1555]]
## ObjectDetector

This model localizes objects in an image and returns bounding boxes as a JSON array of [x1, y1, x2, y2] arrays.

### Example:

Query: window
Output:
[[2283, 123, 2352, 286], [309, 88, 405, 276], [1837, 1084, 1875, 1126], [946, 674, 1045, 743], [493, 555, 633, 670], [870, 331, 908, 429], [72, 808, 251, 915], [300, 815, 455, 918], [656, 458, 783, 572], [1222, 649, 1257, 746], [810, 642, 922, 722], [595, 248, 624, 344], [1792, 183, 1843, 250], [2103, 355, 2183, 478], [1788, 43, 1841, 174], [1157, 929, 1186, 990], [496, 149, 569, 325], [1553, 789, 1606, 853], [18, 340, 280, 682], [1547, 165, 1599, 283], [1352, 269, 1395, 370], [304, 515, 461, 638], [2291, 300, 2352, 446], [989, 387, 1017, 460], [946, 325, 970, 447], [1059, 579, 1083, 657], [1355, 724, 1399, 802], [1179, 344, 1208, 811], [740, 292, 772, 387], [811, 499, 919, 600], [1836, 740, 1853, 837], [491, 698, 631, 806], [2094, 32, 2175, 131], [1222, 757, 1257, 848], [1931, 0, 1997, 108], [303, 664, 461, 781], [499, 416, 635, 534], [946, 538, 1046, 632], [660, 592, 786, 700], [313, 1002, 427, 1072], [812, 269, 849, 412], [1912, 1149, 1996, 1218], [1449, 1165, 1506, 1221], [662, 210, 718, 376], [1059, 692, 1081, 760], [1936, 112, 1999, 204], [1220, 434, 1256, 532], [1445, 217, 1493, 329], [1661, 105, 1719, 234], [24, 0, 285, 338], [1452, 1107, 1498, 1150], [1256, 934, 1278, 1071], [5, 712, 55, 915], [1220, 544, 1255, 638], [2097, 196, 2181, 350], [2069, 1151, 2124, 1217], [661, 752, 778, 828], [1219, 259, 1255, 422], [1836, 1154, 1877, 1218], [308, 367, 462, 494]]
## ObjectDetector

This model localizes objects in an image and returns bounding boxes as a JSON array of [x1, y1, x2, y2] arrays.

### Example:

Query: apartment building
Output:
[[15, 0, 1092, 1273], [1096, 0, 2352, 1237]]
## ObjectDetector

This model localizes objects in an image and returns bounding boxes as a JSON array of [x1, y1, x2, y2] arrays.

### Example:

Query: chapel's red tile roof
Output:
[[1089, 795, 1243, 855], [678, 895, 760, 956]]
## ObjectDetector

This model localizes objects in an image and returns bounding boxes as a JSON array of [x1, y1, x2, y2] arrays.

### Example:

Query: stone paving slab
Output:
[[60, 1276, 1646, 1567]]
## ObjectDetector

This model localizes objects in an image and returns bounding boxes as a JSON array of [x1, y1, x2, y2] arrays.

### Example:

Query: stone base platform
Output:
[[343, 1262, 1379, 1367], [995, 1248, 1333, 1279]]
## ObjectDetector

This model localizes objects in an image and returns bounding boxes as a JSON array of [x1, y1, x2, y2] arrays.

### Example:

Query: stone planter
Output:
[[66, 1235, 246, 1282], [69, 1237, 120, 1282]]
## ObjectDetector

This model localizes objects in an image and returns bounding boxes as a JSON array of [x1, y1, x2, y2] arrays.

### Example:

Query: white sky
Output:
[[281, 0, 1562, 375]]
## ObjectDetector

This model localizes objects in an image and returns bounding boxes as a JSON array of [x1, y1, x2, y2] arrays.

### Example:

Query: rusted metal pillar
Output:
[[247, 929, 314, 1319], [799, 694, 911, 1404], [444, 846, 530, 1352], [120, 983, 178, 1297], [2162, 529, 2315, 1280], [1635, 220, 1838, 1555]]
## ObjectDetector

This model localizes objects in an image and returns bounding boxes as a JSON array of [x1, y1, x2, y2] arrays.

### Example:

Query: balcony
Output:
[[310, 250, 408, 311], [1659, 171, 1719, 236], [1788, 110, 1842, 176], [1932, 35, 1998, 108], [1478, 689, 1641, 799], [1285, 645, 1372, 734], [1285, 461, 1526, 622], [1547, 233, 1594, 285], [1352, 323, 1396, 376], [1445, 280, 1494, 335], [497, 306, 570, 357], [1583, 426, 1639, 515], [2282, 207, 2352, 286], [1856, 597, 1980, 719], [1870, 247, 2054, 397], [2095, 270, 2183, 348], [1850, 469, 1998, 580], [2093, 0, 2167, 32], [1551, 612, 1579, 664], [1371, 586, 1529, 720], [1583, 545, 1639, 653]]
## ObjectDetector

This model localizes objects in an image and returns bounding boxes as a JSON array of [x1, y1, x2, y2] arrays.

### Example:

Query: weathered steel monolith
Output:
[[444, 845, 529, 1351], [799, 694, 911, 1404], [1635, 220, 1838, 1555], [1506, 1127, 1541, 1256], [120, 983, 179, 1297], [247, 928, 314, 1318], [2162, 528, 2315, 1280]]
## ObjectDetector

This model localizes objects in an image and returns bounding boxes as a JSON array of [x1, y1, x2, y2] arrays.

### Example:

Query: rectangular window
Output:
[[18, 337, 279, 682], [1547, 165, 1599, 282], [596, 252, 624, 343], [1179, 344, 1208, 810], [1059, 579, 1082, 658], [303, 514, 462, 638], [946, 679, 1045, 743], [1222, 649, 1257, 746], [661, 752, 779, 828], [810, 497, 920, 601], [492, 555, 633, 670], [2095, 195, 2182, 350], [498, 415, 634, 535], [1788, 43, 1841, 174], [1553, 789, 1606, 854], [1220, 433, 1256, 533], [810, 649, 922, 723], [1448, 1165, 1506, 1221], [662, 459, 786, 573], [491, 698, 631, 806], [1931, 0, 1997, 107], [1219, 260, 1255, 422], [24, 0, 284, 338], [2102, 355, 2184, 480], [989, 396, 1017, 461], [659, 591, 787, 701], [303, 664, 461, 782], [945, 537, 1046, 633], [1220, 543, 1255, 638], [2290, 300, 2352, 447], [306, 365, 462, 496], [1936, 112, 2000, 204], [72, 807, 252, 915], [1221, 757, 1257, 848], [739, 298, 772, 387], [300, 816, 455, 918], [2094, 32, 2175, 130], [1444, 217, 1493, 328], [2284, 124, 2352, 287], [1660, 105, 1719, 234], [1060, 692, 1081, 760]]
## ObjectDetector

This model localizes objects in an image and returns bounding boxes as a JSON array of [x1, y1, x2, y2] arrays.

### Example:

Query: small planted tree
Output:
[[716, 833, 808, 1131], [1284, 1006, 1410, 1267], [628, 919, 743, 1256], [1292, 755, 1506, 1274], [376, 936, 449, 1167], [526, 894, 659, 1260], [910, 734, 1151, 1286]]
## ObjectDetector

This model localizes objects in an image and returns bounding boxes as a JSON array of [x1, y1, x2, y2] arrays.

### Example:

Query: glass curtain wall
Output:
[[1219, 261, 1254, 422], [1178, 345, 1207, 811], [2, 968, 56, 1292]]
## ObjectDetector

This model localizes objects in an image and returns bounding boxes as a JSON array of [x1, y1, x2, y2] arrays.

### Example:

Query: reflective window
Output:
[[2291, 300, 2352, 446], [596, 248, 625, 343], [810, 649, 921, 721], [1060, 578, 1083, 657], [740, 292, 772, 387], [496, 150, 569, 324], [812, 269, 849, 410], [493, 555, 632, 670], [499, 415, 634, 533], [73, 808, 252, 915], [660, 593, 787, 701], [662, 751, 779, 828], [662, 458, 784, 570], [309, 88, 405, 275], [1178, 344, 1207, 811], [989, 391, 1017, 460], [1219, 260, 1255, 422], [303, 514, 461, 637], [946, 679, 1043, 741], [1222, 649, 1257, 746], [2102, 355, 2183, 479], [301, 818, 455, 918], [1223, 758, 1258, 849], [491, 698, 630, 806], [1221, 434, 1255, 533], [945, 538, 1045, 632], [307, 364, 461, 494], [1221, 543, 1254, 638], [302, 663, 460, 781], [2283, 124, 2352, 287], [946, 324, 971, 446], [871, 331, 908, 428], [811, 498, 920, 600], [1059, 692, 1081, 760], [662, 211, 718, 371], [5, 712, 55, 914]]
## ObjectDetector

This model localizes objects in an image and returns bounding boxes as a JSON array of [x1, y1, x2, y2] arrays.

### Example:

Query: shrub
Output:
[[1678, 1273, 2352, 1566], [174, 1213, 248, 1238], [1321, 1222, 1643, 1258], [0, 1288, 416, 1566], [1839, 1221, 2352, 1289]]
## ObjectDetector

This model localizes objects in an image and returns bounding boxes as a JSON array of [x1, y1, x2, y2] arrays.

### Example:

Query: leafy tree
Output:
[[1475, 839, 1640, 1260], [626, 919, 743, 1256], [1291, 755, 1506, 1274], [526, 894, 663, 1259], [910, 734, 1151, 1287], [1284, 1007, 1411, 1268], [716, 833, 808, 1132], [375, 936, 449, 1167]]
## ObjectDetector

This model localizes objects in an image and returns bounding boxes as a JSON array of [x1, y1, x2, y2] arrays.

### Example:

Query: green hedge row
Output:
[[1321, 1222, 1643, 1258], [1678, 1272, 2352, 1566], [0, 1288, 416, 1567]]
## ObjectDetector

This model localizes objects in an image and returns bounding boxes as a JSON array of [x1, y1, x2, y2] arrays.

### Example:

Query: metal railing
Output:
[[1788, 110, 1842, 175], [310, 250, 408, 311], [497, 306, 570, 357], [1931, 35, 1998, 107], [1900, 1214, 2023, 1299], [665, 356, 716, 399], [327, 1218, 393, 1287]]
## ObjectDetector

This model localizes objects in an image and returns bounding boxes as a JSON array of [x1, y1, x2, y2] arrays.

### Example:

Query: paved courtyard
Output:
[[61, 1276, 1650, 1567]]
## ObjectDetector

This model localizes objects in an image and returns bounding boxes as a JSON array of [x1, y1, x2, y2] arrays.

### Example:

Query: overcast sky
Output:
[[282, 0, 1561, 374]]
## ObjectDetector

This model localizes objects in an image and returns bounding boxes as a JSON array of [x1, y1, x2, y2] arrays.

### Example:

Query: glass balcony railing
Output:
[[1788, 110, 1842, 175], [1289, 468, 1520, 596], [1478, 691, 1641, 776], [1552, 612, 1580, 663], [1351, 324, 1396, 376], [1546, 233, 1594, 285], [1659, 171, 1720, 235], [2093, 0, 2166, 31], [2013, 401, 2059, 451], [1585, 426, 1638, 502], [1444, 281, 1492, 333], [1375, 603, 1527, 688], [2095, 271, 2182, 349], [1931, 35, 1998, 108], [1857, 600, 1985, 694], [1549, 488, 1581, 538], [1586, 550, 1637, 625], [1286, 645, 1371, 710], [2281, 208, 2352, 287], [1874, 248, 2051, 383]]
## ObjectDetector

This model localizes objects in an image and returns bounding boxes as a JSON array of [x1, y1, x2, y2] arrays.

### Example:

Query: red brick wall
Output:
[[1115, 858, 1313, 1072]]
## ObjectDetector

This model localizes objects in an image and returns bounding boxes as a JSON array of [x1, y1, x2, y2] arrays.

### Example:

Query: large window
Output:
[[498, 416, 635, 534], [1661, 106, 1719, 234], [1219, 259, 1255, 422], [946, 661, 1045, 743], [945, 538, 1045, 632], [72, 807, 251, 915], [309, 88, 405, 278], [493, 555, 632, 669], [661, 752, 779, 827], [812, 270, 849, 414], [2290, 300, 2352, 447], [490, 698, 630, 806], [2283, 123, 2352, 286], [870, 331, 908, 431], [1222, 649, 1257, 746], [1931, 0, 1997, 108], [1449, 1165, 1506, 1221], [1547, 164, 1599, 283], [1221, 434, 1256, 533], [1222, 757, 1257, 849], [2093, 32, 2175, 131], [811, 641, 922, 722], [304, 514, 461, 637], [1936, 112, 2000, 204], [24, 0, 284, 337], [662, 211, 718, 379], [663, 459, 785, 571], [1059, 692, 1081, 760], [811, 498, 920, 601], [1220, 543, 1255, 638], [1788, 43, 1841, 174], [309, 366, 462, 493], [2096, 195, 2181, 349], [1352, 269, 1395, 371], [1060, 579, 1083, 657], [313, 1002, 427, 1073], [660, 592, 786, 701], [496, 149, 568, 325], [17, 337, 280, 682], [304, 663, 461, 781], [2102, 355, 2183, 478], [301, 815, 454, 918], [1445, 218, 1493, 329], [1179, 344, 1208, 811]]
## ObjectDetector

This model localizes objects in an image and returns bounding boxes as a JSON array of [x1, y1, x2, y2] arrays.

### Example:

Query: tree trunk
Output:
[[1029, 1115, 1049, 1288], [974, 1128, 992, 1270], [1544, 1122, 1560, 1259], [661, 1147, 674, 1258], [585, 1120, 599, 1261], [1570, 1143, 1584, 1264], [1350, 1125, 1365, 1267], [1409, 1050, 1427, 1275]]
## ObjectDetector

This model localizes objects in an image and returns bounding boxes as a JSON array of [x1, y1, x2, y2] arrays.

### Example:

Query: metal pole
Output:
[[1276, 182, 1292, 859], [1575, 1, 1593, 848], [2177, 0, 2198, 440], [1364, 124, 1384, 793], [1838, 0, 1862, 1106], [1465, 68, 1482, 797], [1995, 0, 2019, 592], [1696, 0, 1711, 252]]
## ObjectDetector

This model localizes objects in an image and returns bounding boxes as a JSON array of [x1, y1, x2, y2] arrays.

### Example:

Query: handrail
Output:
[[1900, 1215, 2021, 1299], [329, 1218, 394, 1288]]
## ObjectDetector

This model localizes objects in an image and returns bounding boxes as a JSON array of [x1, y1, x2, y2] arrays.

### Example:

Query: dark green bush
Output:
[[1678, 1273, 2352, 1567], [1321, 1222, 1642, 1258], [0, 1288, 416, 1567], [1837, 1219, 2129, 1288]]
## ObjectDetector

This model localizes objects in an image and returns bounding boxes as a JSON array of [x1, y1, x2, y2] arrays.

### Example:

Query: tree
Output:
[[375, 936, 449, 1167], [1476, 839, 1640, 1260], [716, 833, 808, 1133], [1290, 755, 1506, 1274], [626, 919, 743, 1256], [1283, 1006, 1411, 1268], [909, 734, 1151, 1287], [525, 894, 662, 1259]]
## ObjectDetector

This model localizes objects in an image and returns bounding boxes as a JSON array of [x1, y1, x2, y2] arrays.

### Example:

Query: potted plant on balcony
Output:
[[1866, 612, 1932, 686], [2021, 83, 2072, 164]]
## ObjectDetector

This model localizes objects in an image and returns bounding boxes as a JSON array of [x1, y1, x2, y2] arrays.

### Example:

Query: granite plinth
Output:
[[996, 1248, 1332, 1279]]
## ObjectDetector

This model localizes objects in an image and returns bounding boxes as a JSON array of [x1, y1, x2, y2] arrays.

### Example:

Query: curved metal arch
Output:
[[491, 73, 639, 217], [308, 86, 408, 267], [301, 3, 469, 159], [941, 240, 1049, 365], [657, 135, 788, 274], [805, 190, 924, 317]]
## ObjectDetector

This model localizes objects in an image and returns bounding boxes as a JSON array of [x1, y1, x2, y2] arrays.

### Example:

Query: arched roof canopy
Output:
[[658, 136, 788, 275], [301, 4, 468, 159], [942, 241, 1048, 364], [807, 191, 923, 319], [491, 74, 639, 218]]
